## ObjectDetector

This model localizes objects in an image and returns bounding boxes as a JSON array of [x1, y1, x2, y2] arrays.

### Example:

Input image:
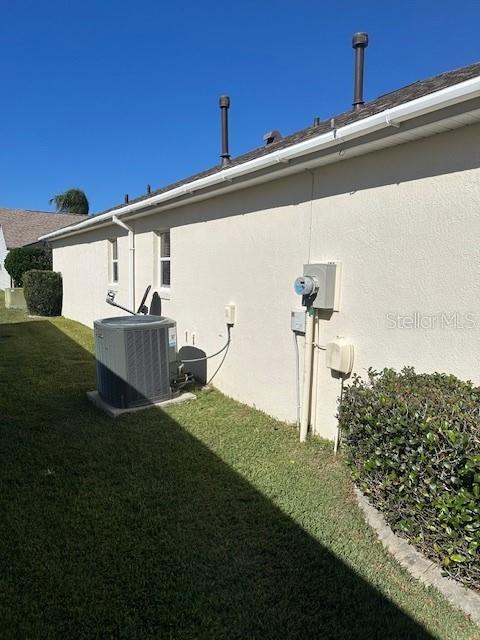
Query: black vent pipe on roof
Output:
[[352, 32, 368, 111], [219, 95, 231, 167]]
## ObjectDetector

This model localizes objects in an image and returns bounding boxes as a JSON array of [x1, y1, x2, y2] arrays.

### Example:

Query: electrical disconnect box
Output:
[[325, 337, 354, 374], [225, 304, 236, 325], [290, 309, 306, 333], [294, 262, 341, 310]]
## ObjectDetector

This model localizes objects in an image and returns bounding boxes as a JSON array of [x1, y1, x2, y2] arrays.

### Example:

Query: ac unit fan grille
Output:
[[125, 327, 170, 405]]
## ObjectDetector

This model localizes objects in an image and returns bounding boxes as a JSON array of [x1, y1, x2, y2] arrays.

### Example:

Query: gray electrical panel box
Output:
[[303, 263, 337, 309]]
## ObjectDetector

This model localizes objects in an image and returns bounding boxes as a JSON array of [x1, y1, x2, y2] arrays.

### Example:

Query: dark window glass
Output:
[[161, 232, 170, 258], [161, 260, 170, 287]]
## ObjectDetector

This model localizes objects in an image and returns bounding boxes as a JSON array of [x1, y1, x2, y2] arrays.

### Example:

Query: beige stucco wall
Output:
[[53, 225, 130, 328], [52, 123, 480, 439]]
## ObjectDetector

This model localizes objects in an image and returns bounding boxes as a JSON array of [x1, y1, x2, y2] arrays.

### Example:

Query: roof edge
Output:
[[41, 72, 480, 242]]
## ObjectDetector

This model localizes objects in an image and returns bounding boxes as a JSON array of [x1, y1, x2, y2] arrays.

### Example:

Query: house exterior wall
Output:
[[52, 124, 480, 439], [52, 225, 130, 328], [0, 229, 10, 290]]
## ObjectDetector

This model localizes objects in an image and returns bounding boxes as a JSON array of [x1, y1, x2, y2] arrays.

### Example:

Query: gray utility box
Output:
[[303, 263, 337, 309], [94, 315, 178, 409]]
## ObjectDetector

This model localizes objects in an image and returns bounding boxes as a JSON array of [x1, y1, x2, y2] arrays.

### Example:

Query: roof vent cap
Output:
[[263, 130, 282, 146], [352, 32, 368, 48]]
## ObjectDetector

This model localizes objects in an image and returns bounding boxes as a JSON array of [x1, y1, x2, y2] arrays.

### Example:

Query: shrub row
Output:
[[339, 367, 480, 591], [23, 270, 62, 317], [4, 246, 52, 287]]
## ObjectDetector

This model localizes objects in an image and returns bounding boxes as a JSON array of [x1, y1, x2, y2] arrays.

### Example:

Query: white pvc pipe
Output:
[[293, 331, 301, 426], [333, 378, 345, 456], [112, 215, 135, 310], [300, 307, 316, 442]]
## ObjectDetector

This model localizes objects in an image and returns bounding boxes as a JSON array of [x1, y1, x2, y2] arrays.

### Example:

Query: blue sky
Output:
[[1, 1, 479, 214]]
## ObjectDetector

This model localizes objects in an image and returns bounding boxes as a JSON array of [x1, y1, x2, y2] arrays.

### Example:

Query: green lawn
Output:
[[0, 292, 477, 639]]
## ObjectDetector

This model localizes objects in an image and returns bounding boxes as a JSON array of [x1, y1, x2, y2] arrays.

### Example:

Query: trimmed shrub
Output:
[[339, 367, 480, 590], [4, 246, 52, 287], [23, 270, 62, 317]]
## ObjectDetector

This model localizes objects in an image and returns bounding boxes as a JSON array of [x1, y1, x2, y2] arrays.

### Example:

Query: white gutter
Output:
[[112, 215, 135, 310], [40, 74, 480, 242]]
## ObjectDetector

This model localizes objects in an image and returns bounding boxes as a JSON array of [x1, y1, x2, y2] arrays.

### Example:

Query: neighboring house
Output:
[[42, 61, 480, 439], [0, 228, 8, 290], [0, 208, 88, 289]]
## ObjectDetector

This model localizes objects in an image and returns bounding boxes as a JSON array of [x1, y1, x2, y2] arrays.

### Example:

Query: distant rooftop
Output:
[[0, 208, 88, 248]]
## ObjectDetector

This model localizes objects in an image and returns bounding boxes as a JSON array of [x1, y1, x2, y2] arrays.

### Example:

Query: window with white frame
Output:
[[158, 231, 170, 288], [109, 239, 119, 283]]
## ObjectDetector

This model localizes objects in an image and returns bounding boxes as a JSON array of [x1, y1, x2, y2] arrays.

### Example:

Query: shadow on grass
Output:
[[0, 321, 434, 639]]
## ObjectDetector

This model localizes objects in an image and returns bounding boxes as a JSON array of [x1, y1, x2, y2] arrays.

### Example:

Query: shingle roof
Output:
[[100, 60, 480, 216], [0, 208, 89, 248]]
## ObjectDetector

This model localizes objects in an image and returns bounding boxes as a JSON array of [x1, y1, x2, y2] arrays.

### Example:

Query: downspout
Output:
[[112, 215, 135, 311], [300, 306, 316, 442]]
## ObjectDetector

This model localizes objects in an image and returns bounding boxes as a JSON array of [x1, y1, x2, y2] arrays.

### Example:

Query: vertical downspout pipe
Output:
[[352, 32, 368, 111], [300, 306, 316, 442], [219, 95, 231, 167], [112, 215, 135, 311]]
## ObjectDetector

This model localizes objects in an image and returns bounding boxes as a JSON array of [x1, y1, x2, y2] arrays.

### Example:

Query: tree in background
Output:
[[4, 246, 52, 287], [49, 189, 89, 215]]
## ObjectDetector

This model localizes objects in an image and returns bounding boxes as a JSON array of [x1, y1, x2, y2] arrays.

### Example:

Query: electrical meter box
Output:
[[302, 262, 339, 310]]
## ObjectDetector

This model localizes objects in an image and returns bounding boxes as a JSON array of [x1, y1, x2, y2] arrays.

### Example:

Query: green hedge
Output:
[[339, 367, 480, 590], [4, 246, 52, 287], [23, 270, 62, 317]]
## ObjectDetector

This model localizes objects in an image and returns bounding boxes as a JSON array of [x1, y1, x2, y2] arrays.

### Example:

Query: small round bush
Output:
[[339, 367, 480, 590], [4, 246, 52, 287], [23, 270, 62, 317]]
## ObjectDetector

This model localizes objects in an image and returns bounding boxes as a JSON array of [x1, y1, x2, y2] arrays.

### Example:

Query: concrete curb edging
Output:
[[354, 487, 480, 625]]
